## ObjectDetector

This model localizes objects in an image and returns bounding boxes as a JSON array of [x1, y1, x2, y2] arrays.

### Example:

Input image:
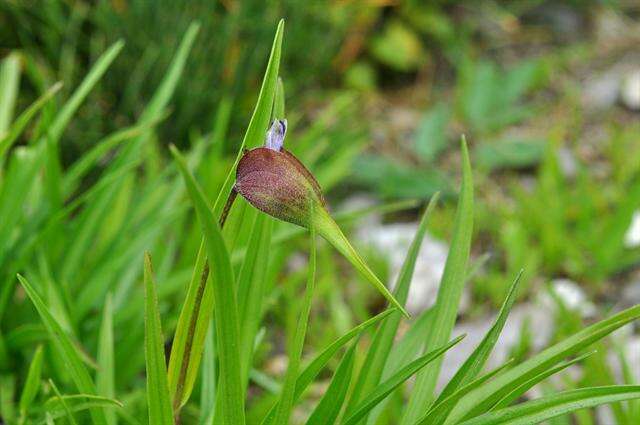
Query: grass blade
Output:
[[211, 19, 284, 218], [261, 309, 396, 425], [138, 23, 199, 126], [63, 115, 165, 195], [167, 236, 214, 411], [445, 304, 640, 423], [307, 342, 357, 425], [49, 379, 78, 425], [171, 145, 245, 424], [199, 324, 216, 425], [97, 294, 116, 425], [17, 274, 107, 425], [297, 309, 395, 401], [343, 335, 466, 425], [237, 213, 273, 386], [458, 386, 640, 425], [0, 82, 62, 160], [48, 40, 124, 143], [435, 270, 523, 406], [491, 351, 596, 410], [18, 345, 43, 422], [0, 52, 21, 135], [416, 360, 516, 425], [402, 138, 474, 423], [143, 254, 173, 425], [346, 194, 440, 418], [273, 227, 316, 425], [167, 20, 276, 415]]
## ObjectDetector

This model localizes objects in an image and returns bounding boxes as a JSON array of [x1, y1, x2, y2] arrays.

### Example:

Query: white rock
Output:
[[624, 210, 640, 248], [558, 147, 578, 178], [620, 69, 640, 111], [539, 279, 596, 317], [583, 71, 620, 110]]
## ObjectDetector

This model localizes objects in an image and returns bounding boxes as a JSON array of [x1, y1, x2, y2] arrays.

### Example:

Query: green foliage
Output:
[[143, 254, 174, 425], [2, 6, 640, 425]]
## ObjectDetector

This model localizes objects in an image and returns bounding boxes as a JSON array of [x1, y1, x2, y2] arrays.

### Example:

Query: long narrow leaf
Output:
[[491, 351, 596, 410], [171, 145, 245, 424], [261, 309, 395, 425], [458, 386, 640, 425], [18, 345, 43, 420], [273, 227, 316, 425], [143, 254, 173, 425], [97, 294, 116, 425], [343, 335, 466, 425], [211, 19, 284, 218], [346, 194, 440, 419], [402, 139, 474, 424], [48, 41, 124, 143], [0, 82, 62, 160], [0, 52, 21, 134], [17, 275, 107, 425], [445, 304, 640, 423], [417, 360, 516, 425], [435, 270, 523, 409], [307, 342, 357, 425]]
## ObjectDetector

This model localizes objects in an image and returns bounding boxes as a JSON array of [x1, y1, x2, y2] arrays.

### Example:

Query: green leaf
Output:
[[170, 146, 245, 424], [475, 139, 544, 171], [0, 52, 21, 135], [314, 207, 409, 317], [402, 138, 474, 423], [416, 360, 516, 425], [167, 21, 280, 416], [436, 270, 523, 404], [63, 116, 165, 195], [143, 254, 173, 425], [49, 379, 78, 425], [0, 374, 16, 423], [17, 275, 107, 425], [415, 104, 450, 163], [445, 304, 640, 423], [199, 324, 216, 425], [458, 386, 640, 425], [345, 194, 440, 418], [237, 213, 273, 386], [18, 345, 43, 419], [138, 23, 200, 127], [48, 40, 124, 144], [307, 342, 357, 425], [0, 82, 62, 161], [297, 309, 395, 401], [343, 335, 466, 425], [491, 351, 595, 410], [261, 309, 395, 425], [211, 19, 284, 219], [97, 294, 116, 425], [167, 237, 214, 411], [273, 227, 316, 425]]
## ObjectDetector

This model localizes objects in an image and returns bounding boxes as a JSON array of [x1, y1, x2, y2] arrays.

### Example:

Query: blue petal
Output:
[[265, 119, 287, 151]]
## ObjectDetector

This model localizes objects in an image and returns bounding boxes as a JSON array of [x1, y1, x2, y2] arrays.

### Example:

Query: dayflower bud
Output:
[[235, 120, 408, 317]]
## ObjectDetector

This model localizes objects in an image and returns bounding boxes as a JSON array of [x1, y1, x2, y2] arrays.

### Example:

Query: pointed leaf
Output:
[[17, 275, 107, 425], [343, 335, 466, 425], [143, 254, 173, 425], [458, 386, 640, 425], [402, 139, 474, 423]]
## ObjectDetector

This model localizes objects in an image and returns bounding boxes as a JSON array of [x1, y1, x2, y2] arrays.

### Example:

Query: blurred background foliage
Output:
[[1, 0, 640, 422]]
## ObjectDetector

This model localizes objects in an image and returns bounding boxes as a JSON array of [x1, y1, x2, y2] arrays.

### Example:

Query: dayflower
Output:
[[234, 119, 408, 317]]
